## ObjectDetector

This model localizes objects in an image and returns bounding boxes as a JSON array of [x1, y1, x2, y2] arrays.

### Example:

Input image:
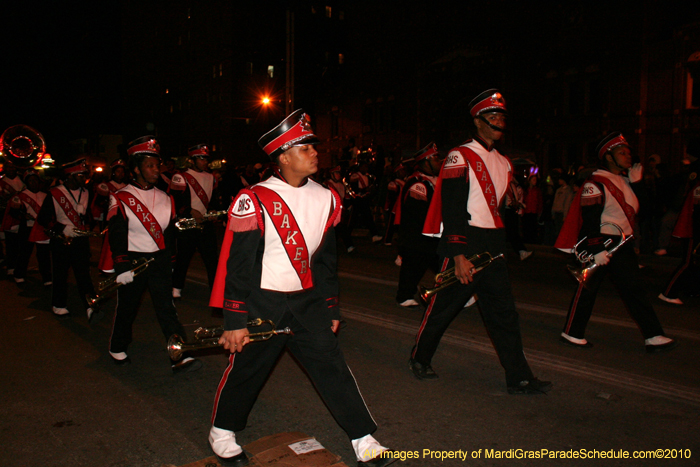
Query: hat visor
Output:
[[477, 108, 508, 116], [292, 135, 321, 147]]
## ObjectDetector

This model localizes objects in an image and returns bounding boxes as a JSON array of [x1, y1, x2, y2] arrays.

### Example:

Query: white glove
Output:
[[63, 225, 78, 237], [115, 270, 135, 285], [593, 250, 611, 266], [627, 163, 643, 183]]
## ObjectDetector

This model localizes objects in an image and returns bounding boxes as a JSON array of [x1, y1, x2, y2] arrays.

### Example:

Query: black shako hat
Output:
[[127, 136, 161, 170], [111, 159, 127, 170], [469, 89, 508, 117], [188, 144, 210, 158], [62, 157, 89, 175], [596, 132, 629, 160], [258, 109, 320, 160], [413, 142, 439, 162]]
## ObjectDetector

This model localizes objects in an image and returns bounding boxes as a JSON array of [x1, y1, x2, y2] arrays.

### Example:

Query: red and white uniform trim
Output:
[[581, 170, 638, 236], [108, 184, 174, 253], [226, 177, 340, 292], [445, 141, 510, 229], [51, 185, 88, 229], [170, 169, 215, 213]]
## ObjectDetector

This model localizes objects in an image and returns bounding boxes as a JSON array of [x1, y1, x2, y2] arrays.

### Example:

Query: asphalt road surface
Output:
[[1, 233, 698, 466]]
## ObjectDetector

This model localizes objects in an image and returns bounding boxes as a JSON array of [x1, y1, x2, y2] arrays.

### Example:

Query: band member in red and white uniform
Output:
[[91, 159, 129, 223], [412, 89, 551, 394], [555, 132, 675, 352], [1, 163, 26, 274], [12, 169, 52, 285], [394, 143, 441, 307], [348, 162, 383, 244], [381, 163, 408, 246], [658, 140, 700, 305], [324, 165, 355, 253], [208, 110, 396, 467], [93, 159, 129, 273], [170, 144, 219, 299], [156, 158, 176, 192], [36, 158, 98, 320], [107, 136, 201, 373]]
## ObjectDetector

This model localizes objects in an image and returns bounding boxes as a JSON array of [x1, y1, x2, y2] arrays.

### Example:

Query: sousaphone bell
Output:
[[0, 125, 47, 168]]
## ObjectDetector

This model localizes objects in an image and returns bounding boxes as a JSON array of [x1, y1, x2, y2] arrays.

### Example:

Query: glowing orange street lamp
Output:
[[261, 96, 271, 106]]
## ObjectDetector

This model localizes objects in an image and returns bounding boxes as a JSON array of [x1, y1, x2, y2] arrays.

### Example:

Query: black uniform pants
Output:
[[662, 237, 700, 299], [172, 223, 218, 290], [211, 309, 377, 441], [110, 251, 185, 354], [50, 237, 94, 310], [347, 197, 379, 237], [563, 239, 665, 340], [504, 208, 526, 254], [4, 231, 19, 271], [411, 229, 534, 386], [14, 227, 51, 282], [396, 247, 439, 303]]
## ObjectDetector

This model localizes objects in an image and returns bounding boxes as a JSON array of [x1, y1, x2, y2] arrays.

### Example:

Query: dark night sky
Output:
[[2, 1, 122, 153], [3, 1, 698, 157]]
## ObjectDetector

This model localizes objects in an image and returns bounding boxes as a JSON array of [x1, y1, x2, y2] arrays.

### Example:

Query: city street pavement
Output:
[[0, 232, 698, 467]]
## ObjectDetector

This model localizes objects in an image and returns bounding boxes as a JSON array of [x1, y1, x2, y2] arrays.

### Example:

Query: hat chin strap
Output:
[[478, 115, 505, 133]]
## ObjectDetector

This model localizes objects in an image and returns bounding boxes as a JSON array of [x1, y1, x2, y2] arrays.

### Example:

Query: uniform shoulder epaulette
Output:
[[228, 188, 264, 233]]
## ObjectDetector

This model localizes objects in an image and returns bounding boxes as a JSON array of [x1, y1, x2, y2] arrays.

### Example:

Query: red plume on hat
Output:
[[258, 109, 320, 160]]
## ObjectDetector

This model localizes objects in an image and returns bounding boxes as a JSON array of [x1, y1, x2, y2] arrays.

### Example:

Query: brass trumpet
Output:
[[86, 257, 154, 310], [175, 210, 227, 231], [567, 222, 634, 288], [167, 318, 293, 361], [46, 227, 107, 245], [418, 252, 504, 304]]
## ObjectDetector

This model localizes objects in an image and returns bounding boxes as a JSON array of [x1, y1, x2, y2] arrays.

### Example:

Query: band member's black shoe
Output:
[[358, 452, 398, 466], [409, 359, 438, 380], [507, 378, 552, 395], [110, 355, 131, 366], [215, 451, 249, 467], [87, 307, 105, 325], [172, 357, 203, 375]]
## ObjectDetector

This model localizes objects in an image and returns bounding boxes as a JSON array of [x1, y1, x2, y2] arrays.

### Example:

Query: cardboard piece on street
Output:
[[169, 431, 349, 467]]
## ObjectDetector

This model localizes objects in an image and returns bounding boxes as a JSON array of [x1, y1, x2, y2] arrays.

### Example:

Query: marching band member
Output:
[[348, 162, 383, 244], [94, 159, 129, 273], [36, 158, 98, 321], [12, 169, 51, 285], [107, 136, 201, 373], [381, 163, 408, 246], [394, 143, 440, 307], [555, 132, 675, 352], [324, 166, 355, 252], [1, 163, 26, 275], [658, 139, 700, 305], [413, 89, 551, 394], [170, 144, 219, 299], [208, 110, 396, 467]]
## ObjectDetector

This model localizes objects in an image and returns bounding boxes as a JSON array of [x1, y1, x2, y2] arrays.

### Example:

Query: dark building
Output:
[[118, 1, 700, 172]]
